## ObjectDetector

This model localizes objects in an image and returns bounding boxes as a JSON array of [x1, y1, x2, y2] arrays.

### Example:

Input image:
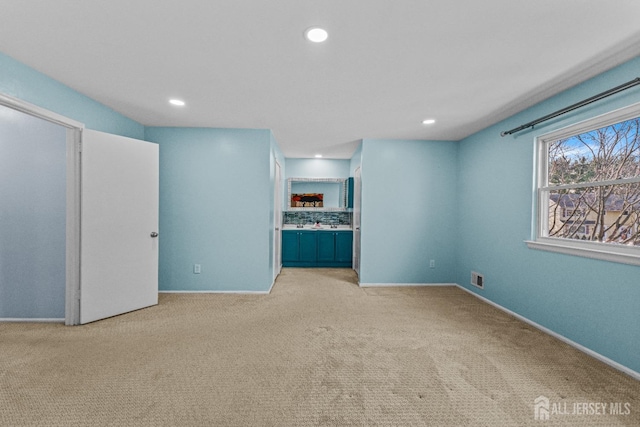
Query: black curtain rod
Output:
[[500, 77, 640, 137]]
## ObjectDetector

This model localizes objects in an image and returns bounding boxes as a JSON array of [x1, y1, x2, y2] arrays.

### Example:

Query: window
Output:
[[528, 102, 640, 265]]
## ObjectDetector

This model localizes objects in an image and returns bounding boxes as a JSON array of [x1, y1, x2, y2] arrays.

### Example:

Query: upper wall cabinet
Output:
[[287, 178, 353, 211]]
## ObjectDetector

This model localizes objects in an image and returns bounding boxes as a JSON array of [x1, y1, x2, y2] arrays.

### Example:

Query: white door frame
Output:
[[353, 166, 362, 279], [273, 159, 282, 281], [0, 93, 83, 325]]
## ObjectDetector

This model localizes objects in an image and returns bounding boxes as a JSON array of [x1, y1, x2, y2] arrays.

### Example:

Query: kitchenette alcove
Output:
[[282, 177, 354, 268]]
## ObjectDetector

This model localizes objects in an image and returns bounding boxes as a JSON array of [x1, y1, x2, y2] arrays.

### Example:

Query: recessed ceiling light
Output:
[[314, 154, 323, 158], [305, 27, 328, 43], [169, 99, 185, 106], [422, 119, 436, 125]]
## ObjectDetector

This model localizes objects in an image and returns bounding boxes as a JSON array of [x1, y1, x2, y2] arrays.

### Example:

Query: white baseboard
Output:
[[359, 282, 456, 287], [0, 318, 64, 323], [269, 265, 282, 293], [455, 284, 640, 381]]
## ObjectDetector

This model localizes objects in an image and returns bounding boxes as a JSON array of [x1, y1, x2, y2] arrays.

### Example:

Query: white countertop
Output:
[[282, 225, 352, 231]]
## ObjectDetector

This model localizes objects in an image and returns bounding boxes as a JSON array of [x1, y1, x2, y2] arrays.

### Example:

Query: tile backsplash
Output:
[[283, 211, 352, 226]]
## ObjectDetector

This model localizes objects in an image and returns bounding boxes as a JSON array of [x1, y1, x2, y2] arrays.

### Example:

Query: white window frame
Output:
[[526, 101, 640, 266]]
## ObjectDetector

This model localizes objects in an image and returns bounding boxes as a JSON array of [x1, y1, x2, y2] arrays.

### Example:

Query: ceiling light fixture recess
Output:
[[169, 99, 185, 106], [305, 27, 328, 43], [314, 154, 323, 158], [422, 119, 436, 125]]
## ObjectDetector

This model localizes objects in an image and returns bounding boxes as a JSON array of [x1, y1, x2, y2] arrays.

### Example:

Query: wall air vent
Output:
[[471, 271, 484, 289]]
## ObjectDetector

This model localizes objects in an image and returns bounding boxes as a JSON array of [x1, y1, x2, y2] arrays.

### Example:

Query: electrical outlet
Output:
[[194, 264, 201, 274], [429, 259, 435, 268]]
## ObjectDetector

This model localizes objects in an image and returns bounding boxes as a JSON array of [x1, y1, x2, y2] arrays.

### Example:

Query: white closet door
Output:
[[80, 129, 159, 324]]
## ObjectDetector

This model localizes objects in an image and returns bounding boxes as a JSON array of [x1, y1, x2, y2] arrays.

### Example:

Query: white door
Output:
[[80, 129, 159, 324], [273, 160, 282, 280], [353, 167, 362, 277]]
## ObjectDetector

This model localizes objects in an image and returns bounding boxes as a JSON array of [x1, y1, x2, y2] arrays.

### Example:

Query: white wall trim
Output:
[[273, 264, 282, 290], [267, 276, 276, 294], [359, 282, 456, 287], [455, 284, 640, 381], [526, 239, 640, 266], [0, 318, 65, 323], [0, 93, 84, 129]]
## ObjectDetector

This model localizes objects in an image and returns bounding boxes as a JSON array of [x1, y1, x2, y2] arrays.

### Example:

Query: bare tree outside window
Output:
[[546, 117, 640, 245]]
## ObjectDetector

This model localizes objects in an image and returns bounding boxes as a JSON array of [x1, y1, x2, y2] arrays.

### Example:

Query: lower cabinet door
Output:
[[299, 231, 317, 263], [335, 231, 353, 263], [282, 231, 300, 262], [317, 232, 336, 262]]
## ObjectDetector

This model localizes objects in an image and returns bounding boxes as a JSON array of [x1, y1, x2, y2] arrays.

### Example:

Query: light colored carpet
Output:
[[1, 268, 638, 426]]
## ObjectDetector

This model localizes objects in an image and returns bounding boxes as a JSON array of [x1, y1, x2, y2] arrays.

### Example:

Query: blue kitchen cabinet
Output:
[[282, 230, 352, 267], [346, 177, 354, 209], [282, 230, 300, 262], [317, 232, 336, 262], [299, 231, 317, 263], [335, 231, 353, 263], [282, 230, 317, 266]]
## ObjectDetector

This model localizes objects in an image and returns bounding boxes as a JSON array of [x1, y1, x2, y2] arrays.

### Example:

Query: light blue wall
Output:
[[145, 127, 274, 292], [0, 52, 144, 139], [456, 57, 640, 373], [285, 158, 351, 179], [0, 105, 66, 318], [359, 139, 458, 284]]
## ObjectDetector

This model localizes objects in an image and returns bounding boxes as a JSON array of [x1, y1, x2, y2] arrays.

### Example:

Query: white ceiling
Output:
[[1, 1, 639, 158]]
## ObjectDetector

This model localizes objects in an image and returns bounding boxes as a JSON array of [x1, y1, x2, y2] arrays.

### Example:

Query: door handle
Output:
[[150, 232, 159, 238]]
